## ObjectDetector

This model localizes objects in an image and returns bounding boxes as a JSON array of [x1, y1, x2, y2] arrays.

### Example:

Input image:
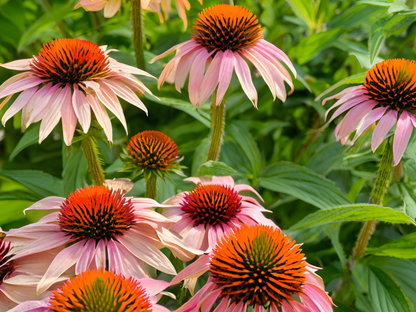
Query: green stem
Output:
[[81, 136, 105, 186], [352, 140, 393, 261], [145, 175, 157, 200], [206, 90, 226, 161], [40, 0, 68, 38], [220, 0, 234, 4], [132, 0, 146, 70]]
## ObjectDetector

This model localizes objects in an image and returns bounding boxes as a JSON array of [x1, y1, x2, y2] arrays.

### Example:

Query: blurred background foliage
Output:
[[2, 0, 416, 311]]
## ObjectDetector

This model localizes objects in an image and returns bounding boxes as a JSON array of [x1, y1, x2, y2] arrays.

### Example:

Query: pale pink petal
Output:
[[75, 0, 106, 11], [173, 48, 201, 92], [94, 239, 106, 270], [0, 76, 43, 99], [325, 92, 370, 121], [199, 288, 221, 312], [216, 50, 234, 106], [109, 58, 155, 79], [197, 51, 223, 105], [87, 93, 112, 142], [157, 227, 203, 261], [150, 40, 194, 63], [103, 0, 121, 17], [176, 0, 190, 30], [75, 239, 96, 274], [258, 39, 297, 77], [282, 300, 311, 312], [105, 79, 147, 114], [234, 52, 257, 107], [189, 49, 212, 106], [106, 238, 125, 276], [26, 84, 61, 126], [181, 223, 205, 250], [61, 87, 77, 146], [327, 95, 370, 124], [153, 305, 172, 312], [8, 301, 48, 312], [174, 283, 216, 312], [234, 184, 262, 200], [1, 86, 37, 126], [321, 85, 366, 106], [300, 284, 334, 312], [393, 110, 414, 166], [372, 109, 398, 152], [139, 278, 169, 297], [352, 106, 388, 143], [256, 304, 266, 312], [117, 244, 149, 278], [170, 254, 210, 285], [37, 240, 85, 294], [0, 59, 32, 71], [213, 298, 229, 312], [72, 84, 91, 133]]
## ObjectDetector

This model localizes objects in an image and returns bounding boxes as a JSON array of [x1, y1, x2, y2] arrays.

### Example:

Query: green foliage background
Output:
[[1, 0, 416, 311]]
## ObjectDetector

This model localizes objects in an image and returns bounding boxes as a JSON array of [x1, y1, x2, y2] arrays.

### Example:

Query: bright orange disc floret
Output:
[[49, 269, 152, 312], [364, 59, 416, 112], [210, 225, 306, 307], [192, 4, 263, 52], [30, 39, 111, 85]]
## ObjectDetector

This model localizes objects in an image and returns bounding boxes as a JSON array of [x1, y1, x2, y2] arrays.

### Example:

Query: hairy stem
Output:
[[81, 136, 105, 186], [206, 90, 226, 161], [132, 0, 146, 69], [145, 175, 157, 200], [352, 140, 393, 261]]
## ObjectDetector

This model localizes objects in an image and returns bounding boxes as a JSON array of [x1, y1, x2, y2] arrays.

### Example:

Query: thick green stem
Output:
[[132, 0, 146, 70], [40, 0, 68, 38], [352, 140, 393, 261], [206, 91, 226, 161], [145, 175, 157, 200], [81, 136, 105, 186]]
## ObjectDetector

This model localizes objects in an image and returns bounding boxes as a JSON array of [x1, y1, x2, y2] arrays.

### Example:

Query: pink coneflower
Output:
[[163, 176, 275, 253], [9, 269, 172, 312], [0, 38, 156, 144], [150, 4, 296, 108], [322, 58, 416, 166], [171, 225, 334, 312], [4, 186, 201, 296]]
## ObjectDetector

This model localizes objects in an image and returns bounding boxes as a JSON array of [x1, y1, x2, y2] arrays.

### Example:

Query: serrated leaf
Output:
[[366, 232, 416, 258], [259, 162, 350, 210], [315, 72, 366, 102], [289, 204, 416, 231], [196, 161, 236, 177]]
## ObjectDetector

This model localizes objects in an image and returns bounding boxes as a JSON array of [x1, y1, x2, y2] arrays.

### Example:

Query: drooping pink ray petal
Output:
[[107, 238, 126, 276], [216, 50, 235, 106], [75, 239, 96, 275], [258, 39, 297, 77], [61, 86, 78, 146], [105, 79, 147, 114], [300, 284, 334, 312], [256, 304, 266, 312], [234, 52, 257, 107], [117, 243, 149, 278], [94, 239, 106, 270], [170, 254, 210, 285], [198, 288, 222, 312], [26, 84, 61, 126], [321, 85, 367, 106], [213, 297, 230, 312], [0, 76, 43, 99], [87, 93, 113, 142], [109, 58, 155, 79], [153, 305, 173, 312], [1, 86, 38, 126], [139, 278, 170, 297], [189, 49, 213, 106], [393, 110, 414, 166], [327, 96, 371, 124], [174, 48, 201, 92], [197, 51, 223, 106], [324, 92, 370, 121], [8, 300, 49, 312], [103, 0, 121, 17], [180, 223, 205, 250], [0, 59, 32, 71], [372, 109, 398, 152], [74, 0, 106, 11], [150, 40, 195, 63], [352, 106, 388, 143], [72, 84, 91, 133], [173, 282, 216, 312]]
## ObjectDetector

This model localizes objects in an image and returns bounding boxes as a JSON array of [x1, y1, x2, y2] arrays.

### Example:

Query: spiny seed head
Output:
[[364, 59, 416, 112], [210, 225, 306, 307], [30, 39, 110, 85], [181, 184, 242, 227], [59, 186, 136, 241], [0, 237, 13, 286], [192, 4, 263, 52], [48, 269, 152, 312]]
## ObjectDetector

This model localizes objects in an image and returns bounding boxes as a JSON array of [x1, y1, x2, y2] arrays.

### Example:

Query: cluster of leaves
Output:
[[1, 0, 416, 311]]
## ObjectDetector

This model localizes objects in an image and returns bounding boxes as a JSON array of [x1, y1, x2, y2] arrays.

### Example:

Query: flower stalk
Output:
[[352, 139, 393, 261], [132, 0, 146, 70], [81, 135, 105, 186], [206, 90, 226, 161], [145, 175, 157, 200]]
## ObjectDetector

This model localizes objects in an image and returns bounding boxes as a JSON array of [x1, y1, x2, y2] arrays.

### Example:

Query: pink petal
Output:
[[281, 300, 310, 312], [300, 284, 334, 312], [352, 106, 388, 143], [109, 58, 155, 79], [0, 76, 43, 99], [75, 239, 96, 274], [213, 298, 229, 312], [372, 109, 398, 152], [2, 86, 38, 126], [8, 301, 48, 312], [325, 92, 370, 121], [103, 0, 121, 17], [258, 39, 297, 77], [117, 244, 149, 278], [216, 50, 234, 106], [0, 59, 32, 71], [94, 239, 106, 270], [181, 223, 206, 250], [257, 304, 266, 312], [72, 85, 91, 133], [26, 84, 60, 126], [61, 89, 78, 146], [393, 110, 414, 166], [234, 52, 257, 107], [321, 85, 366, 106], [152, 305, 172, 312], [105, 79, 147, 114], [170, 254, 210, 285], [327, 95, 371, 124], [199, 288, 221, 312], [188, 49, 212, 106], [75, 0, 106, 11], [197, 51, 223, 106], [107, 238, 125, 276], [87, 93, 112, 142], [139, 278, 170, 297], [157, 227, 203, 261], [150, 41, 190, 63]]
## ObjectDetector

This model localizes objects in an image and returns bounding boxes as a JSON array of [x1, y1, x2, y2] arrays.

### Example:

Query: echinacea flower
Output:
[[171, 225, 334, 312], [75, 0, 202, 30], [163, 176, 275, 253], [150, 4, 296, 108], [322, 59, 416, 166], [0, 38, 156, 144], [9, 269, 172, 312], [0, 237, 68, 311], [4, 185, 202, 295], [123, 130, 183, 179]]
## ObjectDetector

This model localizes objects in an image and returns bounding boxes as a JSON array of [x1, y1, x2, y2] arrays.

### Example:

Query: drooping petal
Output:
[[0, 76, 43, 99], [105, 79, 147, 114], [74, 0, 107, 11], [61, 86, 78, 146], [87, 93, 113, 142], [197, 51, 223, 106], [170, 254, 210, 285], [216, 49, 234, 106], [393, 110, 414, 166], [327, 95, 371, 124], [26, 84, 61, 126], [75, 239, 96, 274], [103, 0, 121, 17], [72, 84, 91, 133], [150, 40, 195, 63], [300, 284, 334, 312], [2, 86, 38, 126], [372, 109, 398, 152], [234, 52, 257, 107], [107, 238, 125, 276], [0, 59, 32, 71], [258, 39, 297, 77], [188, 49, 213, 106], [352, 106, 388, 143]]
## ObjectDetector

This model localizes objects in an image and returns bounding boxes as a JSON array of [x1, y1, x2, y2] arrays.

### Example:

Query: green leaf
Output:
[[0, 190, 41, 201], [285, 0, 315, 26], [0, 169, 64, 197], [366, 233, 416, 258], [192, 138, 210, 176], [196, 161, 236, 177], [397, 183, 416, 220], [356, 0, 393, 7], [369, 28, 385, 66], [315, 72, 366, 102], [290, 28, 344, 65], [259, 162, 350, 210], [324, 223, 347, 266], [62, 148, 88, 196], [289, 204, 416, 231], [368, 266, 411, 312], [9, 123, 40, 161]]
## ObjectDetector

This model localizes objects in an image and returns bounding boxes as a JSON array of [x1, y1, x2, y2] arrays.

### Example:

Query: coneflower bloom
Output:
[[0, 38, 156, 144], [162, 176, 275, 253], [4, 186, 202, 295], [123, 130, 183, 179], [322, 59, 416, 166], [0, 237, 68, 311], [150, 4, 296, 108], [9, 269, 172, 312], [171, 225, 334, 312]]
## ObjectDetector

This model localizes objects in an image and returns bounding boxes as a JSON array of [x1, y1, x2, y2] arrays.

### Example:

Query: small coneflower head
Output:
[[150, 4, 296, 108], [0, 38, 157, 145], [9, 269, 172, 312], [162, 176, 275, 254], [123, 130, 184, 180], [171, 225, 334, 312], [322, 58, 416, 166]]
